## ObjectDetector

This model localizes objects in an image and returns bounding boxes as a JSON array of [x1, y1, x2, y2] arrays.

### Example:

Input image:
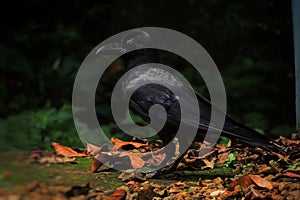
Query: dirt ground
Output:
[[0, 136, 299, 200]]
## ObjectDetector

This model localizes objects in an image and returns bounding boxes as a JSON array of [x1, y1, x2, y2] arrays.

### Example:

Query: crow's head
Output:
[[97, 30, 158, 71]]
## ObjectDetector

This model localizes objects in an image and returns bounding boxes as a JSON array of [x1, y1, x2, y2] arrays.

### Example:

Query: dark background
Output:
[[0, 0, 295, 151]]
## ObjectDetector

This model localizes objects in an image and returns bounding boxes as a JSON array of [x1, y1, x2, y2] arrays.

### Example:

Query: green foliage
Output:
[[270, 158, 283, 168], [241, 163, 255, 175], [222, 151, 255, 175], [0, 0, 295, 150], [223, 151, 239, 168], [218, 136, 231, 146], [288, 162, 300, 171], [0, 104, 82, 151]]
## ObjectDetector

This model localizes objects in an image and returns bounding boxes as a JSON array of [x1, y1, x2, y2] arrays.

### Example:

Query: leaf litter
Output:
[[0, 134, 299, 199]]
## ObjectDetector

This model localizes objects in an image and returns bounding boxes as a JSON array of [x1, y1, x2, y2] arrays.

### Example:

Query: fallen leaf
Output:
[[271, 152, 289, 163], [1, 171, 11, 178], [256, 164, 281, 174], [271, 194, 285, 200], [12, 181, 41, 196], [24, 181, 41, 193], [118, 171, 147, 182], [249, 187, 266, 199], [110, 138, 147, 150], [217, 151, 229, 165], [168, 186, 182, 193], [86, 142, 102, 156], [105, 189, 126, 200], [202, 158, 216, 169], [222, 190, 240, 199], [216, 144, 229, 152], [291, 133, 299, 140], [174, 181, 189, 187], [126, 181, 139, 185], [198, 148, 216, 159], [238, 154, 259, 161], [145, 152, 166, 167], [92, 158, 102, 173], [228, 175, 273, 191], [210, 190, 225, 197], [51, 142, 88, 157], [282, 170, 300, 179], [38, 155, 77, 164], [278, 136, 300, 145], [30, 149, 45, 159], [227, 176, 253, 191], [128, 154, 145, 169], [249, 174, 273, 190]]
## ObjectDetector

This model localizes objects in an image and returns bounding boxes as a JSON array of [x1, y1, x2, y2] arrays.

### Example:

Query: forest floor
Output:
[[0, 135, 299, 200]]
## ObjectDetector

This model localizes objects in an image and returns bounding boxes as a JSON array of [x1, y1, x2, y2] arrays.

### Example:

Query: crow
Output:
[[98, 30, 284, 158]]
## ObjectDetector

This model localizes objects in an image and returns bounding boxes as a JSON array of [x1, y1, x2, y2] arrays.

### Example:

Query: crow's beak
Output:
[[96, 43, 127, 56], [96, 30, 151, 57], [96, 43, 126, 73]]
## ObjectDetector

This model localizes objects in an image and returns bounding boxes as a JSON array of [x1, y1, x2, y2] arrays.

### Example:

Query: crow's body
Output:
[[124, 65, 282, 153], [99, 30, 283, 154]]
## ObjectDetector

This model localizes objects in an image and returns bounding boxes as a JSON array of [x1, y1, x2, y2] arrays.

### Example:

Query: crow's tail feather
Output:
[[221, 120, 285, 154]]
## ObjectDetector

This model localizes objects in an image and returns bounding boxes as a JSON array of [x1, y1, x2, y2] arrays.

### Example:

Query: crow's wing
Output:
[[128, 83, 283, 153], [128, 83, 209, 130]]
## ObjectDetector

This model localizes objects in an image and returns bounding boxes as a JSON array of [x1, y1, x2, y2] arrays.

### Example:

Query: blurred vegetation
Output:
[[0, 0, 295, 151]]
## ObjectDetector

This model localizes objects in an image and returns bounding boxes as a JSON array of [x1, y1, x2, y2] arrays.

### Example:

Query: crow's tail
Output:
[[221, 118, 285, 154]]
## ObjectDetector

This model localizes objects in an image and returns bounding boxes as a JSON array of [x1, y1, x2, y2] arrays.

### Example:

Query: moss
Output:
[[0, 152, 122, 191]]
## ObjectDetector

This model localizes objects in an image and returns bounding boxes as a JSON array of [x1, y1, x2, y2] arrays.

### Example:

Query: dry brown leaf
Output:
[[217, 151, 229, 165], [238, 154, 259, 161], [30, 149, 45, 159], [227, 176, 253, 191], [257, 164, 281, 174], [38, 155, 77, 164], [126, 181, 139, 186], [278, 136, 300, 145], [228, 175, 273, 191], [118, 171, 147, 182], [202, 158, 216, 169], [86, 142, 102, 156], [91, 158, 102, 173], [198, 148, 216, 159], [51, 142, 88, 157], [210, 190, 225, 197], [216, 144, 229, 152], [168, 186, 182, 193], [271, 152, 289, 163], [250, 187, 266, 199], [129, 154, 145, 169], [24, 181, 41, 193], [291, 133, 299, 140], [13, 181, 41, 195], [249, 174, 273, 190], [111, 138, 147, 150], [105, 188, 126, 200], [282, 170, 300, 179], [2, 171, 12, 178], [145, 152, 166, 167], [271, 194, 285, 200]]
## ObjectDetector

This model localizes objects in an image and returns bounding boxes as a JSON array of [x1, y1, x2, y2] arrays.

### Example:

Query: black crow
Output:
[[99, 30, 284, 156]]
